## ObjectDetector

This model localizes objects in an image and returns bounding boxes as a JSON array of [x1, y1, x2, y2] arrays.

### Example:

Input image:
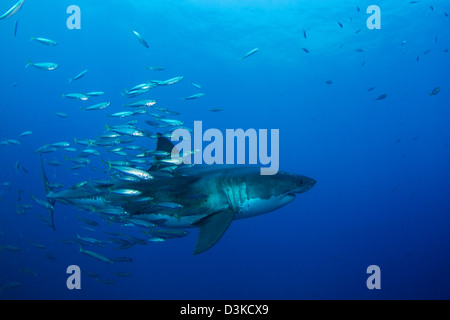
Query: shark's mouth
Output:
[[293, 178, 316, 194], [287, 192, 297, 197]]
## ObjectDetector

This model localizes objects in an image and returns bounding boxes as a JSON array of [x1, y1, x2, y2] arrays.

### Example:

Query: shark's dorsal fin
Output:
[[149, 133, 179, 172], [193, 209, 234, 255], [156, 133, 176, 157]]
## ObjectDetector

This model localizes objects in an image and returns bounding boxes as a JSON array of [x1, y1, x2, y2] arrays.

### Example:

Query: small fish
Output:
[[155, 76, 184, 86], [146, 228, 189, 239], [45, 160, 61, 167], [18, 268, 37, 276], [69, 157, 90, 164], [77, 234, 102, 245], [0, 0, 26, 20], [154, 202, 183, 209], [367, 87, 376, 92], [111, 189, 142, 196], [160, 118, 184, 126], [126, 82, 154, 93], [429, 87, 440, 96], [29, 241, 46, 251], [112, 166, 153, 180], [74, 139, 95, 146], [79, 246, 113, 264], [69, 69, 88, 83], [0, 245, 21, 252], [191, 83, 202, 89], [146, 66, 165, 71], [0, 282, 21, 290], [124, 88, 150, 98], [81, 148, 101, 156], [375, 94, 387, 101], [31, 194, 54, 211], [30, 37, 57, 46], [2, 139, 21, 146], [69, 164, 85, 170], [145, 150, 170, 157], [337, 21, 343, 28], [208, 108, 223, 112], [84, 91, 105, 97], [51, 141, 70, 148], [53, 111, 69, 118], [96, 207, 129, 217], [301, 47, 309, 53], [35, 145, 57, 153], [18, 130, 32, 138], [92, 179, 114, 187], [62, 93, 89, 101], [125, 100, 156, 108], [25, 61, 58, 71], [81, 102, 110, 111], [14, 19, 18, 37], [109, 126, 147, 137], [303, 29, 307, 39], [130, 29, 149, 48], [181, 93, 206, 100], [240, 48, 259, 60], [325, 80, 333, 85]]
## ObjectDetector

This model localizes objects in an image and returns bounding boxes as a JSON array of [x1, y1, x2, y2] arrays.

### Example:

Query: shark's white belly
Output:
[[234, 194, 295, 220]]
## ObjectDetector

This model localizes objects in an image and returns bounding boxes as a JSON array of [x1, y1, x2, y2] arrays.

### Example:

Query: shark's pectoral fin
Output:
[[193, 209, 234, 255]]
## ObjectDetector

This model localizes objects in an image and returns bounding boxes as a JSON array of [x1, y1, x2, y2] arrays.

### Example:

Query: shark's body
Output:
[[42, 137, 316, 254]]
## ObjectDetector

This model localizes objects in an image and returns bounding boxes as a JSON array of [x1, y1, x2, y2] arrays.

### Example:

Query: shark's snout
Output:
[[294, 176, 316, 194]]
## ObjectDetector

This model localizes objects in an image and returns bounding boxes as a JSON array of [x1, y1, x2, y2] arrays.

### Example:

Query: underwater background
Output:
[[0, 0, 449, 300]]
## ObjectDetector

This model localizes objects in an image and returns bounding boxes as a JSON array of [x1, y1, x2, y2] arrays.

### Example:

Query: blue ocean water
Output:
[[0, 0, 449, 300]]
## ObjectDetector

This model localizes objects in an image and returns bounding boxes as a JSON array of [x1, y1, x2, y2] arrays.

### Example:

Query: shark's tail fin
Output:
[[39, 154, 57, 230]]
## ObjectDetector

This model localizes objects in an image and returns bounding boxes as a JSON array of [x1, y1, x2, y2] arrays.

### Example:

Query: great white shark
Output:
[[41, 136, 316, 254]]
